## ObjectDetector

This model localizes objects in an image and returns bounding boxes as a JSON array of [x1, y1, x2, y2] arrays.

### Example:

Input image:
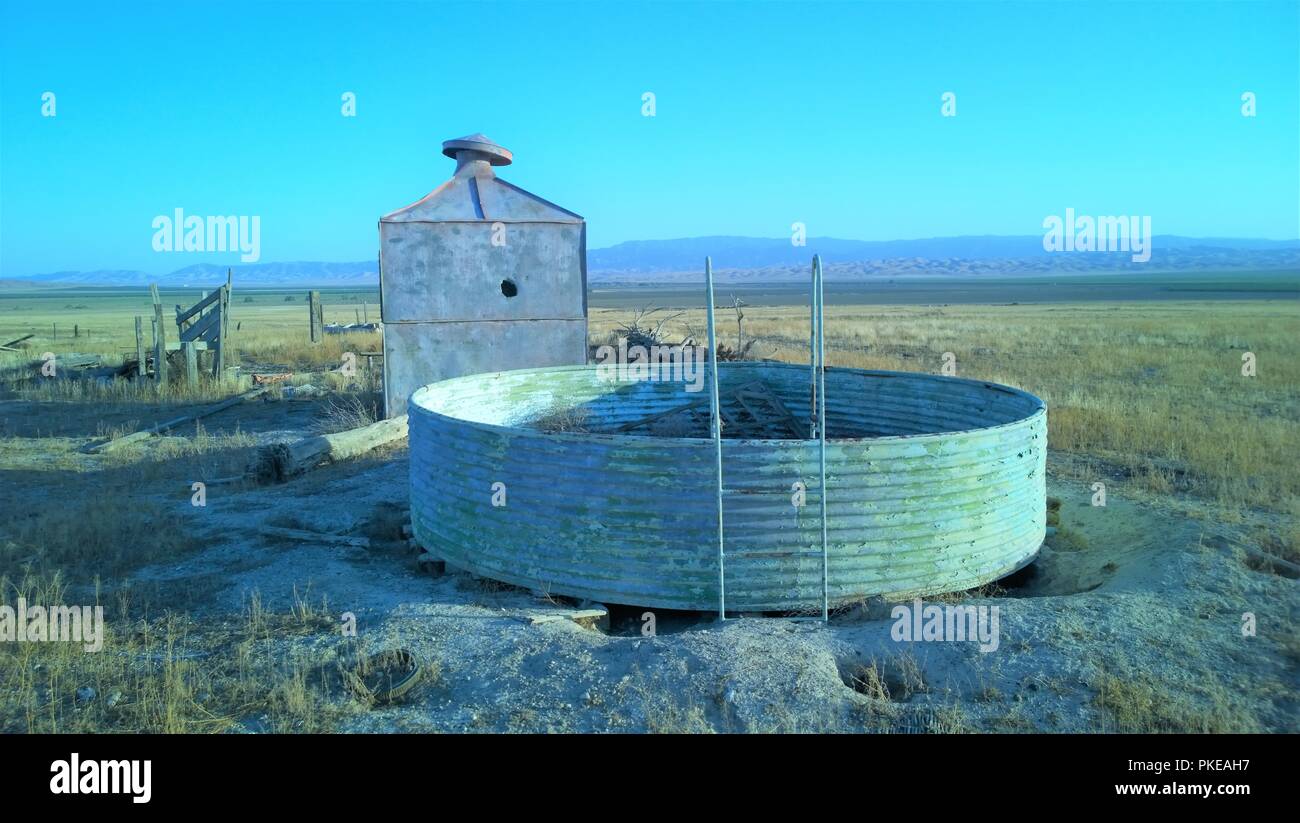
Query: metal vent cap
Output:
[[441, 133, 512, 166]]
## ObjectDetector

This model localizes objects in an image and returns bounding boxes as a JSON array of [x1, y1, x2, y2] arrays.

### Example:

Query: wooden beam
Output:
[[416, 551, 445, 576], [174, 288, 222, 325], [259, 526, 370, 549], [180, 308, 220, 342], [33, 353, 99, 370], [86, 386, 269, 453], [523, 604, 609, 628], [248, 414, 408, 483]]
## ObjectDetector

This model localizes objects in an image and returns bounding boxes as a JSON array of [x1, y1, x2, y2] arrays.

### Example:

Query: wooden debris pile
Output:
[[608, 380, 803, 439], [324, 322, 378, 334], [0, 334, 34, 353], [19, 352, 133, 383]]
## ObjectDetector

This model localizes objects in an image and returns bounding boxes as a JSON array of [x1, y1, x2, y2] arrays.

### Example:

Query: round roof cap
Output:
[[441, 133, 512, 166]]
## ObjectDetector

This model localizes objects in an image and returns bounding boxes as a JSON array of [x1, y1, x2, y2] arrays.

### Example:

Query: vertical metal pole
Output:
[[809, 260, 818, 439], [705, 256, 725, 621], [815, 255, 829, 622]]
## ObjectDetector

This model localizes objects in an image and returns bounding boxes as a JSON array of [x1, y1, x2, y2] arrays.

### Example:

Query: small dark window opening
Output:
[[500, 279, 518, 298]]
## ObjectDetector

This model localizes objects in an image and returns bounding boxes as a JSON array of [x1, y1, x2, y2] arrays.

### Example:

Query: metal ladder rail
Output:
[[705, 257, 726, 621], [705, 255, 829, 622], [814, 254, 829, 622], [810, 256, 819, 439]]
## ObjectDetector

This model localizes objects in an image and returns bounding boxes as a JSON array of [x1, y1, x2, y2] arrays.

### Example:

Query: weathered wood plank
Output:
[[309, 290, 323, 343], [134, 316, 147, 379], [151, 284, 167, 384], [175, 288, 222, 325], [180, 308, 220, 342], [215, 277, 230, 379], [259, 526, 370, 549], [523, 604, 609, 628], [86, 386, 269, 453], [248, 414, 408, 482], [183, 341, 198, 385]]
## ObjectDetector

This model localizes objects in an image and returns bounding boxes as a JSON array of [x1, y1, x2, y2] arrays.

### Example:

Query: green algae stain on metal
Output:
[[410, 362, 1046, 612]]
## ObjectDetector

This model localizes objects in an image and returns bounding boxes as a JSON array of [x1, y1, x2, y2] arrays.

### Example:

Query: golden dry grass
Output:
[[0, 290, 380, 405], [593, 300, 1300, 511], [0, 575, 377, 733], [0, 290, 1294, 733], [1090, 669, 1261, 733], [0, 291, 396, 733]]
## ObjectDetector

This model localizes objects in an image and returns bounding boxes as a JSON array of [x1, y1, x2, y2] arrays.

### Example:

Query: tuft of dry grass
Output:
[[0, 576, 414, 733], [1090, 670, 1261, 733], [315, 392, 380, 434], [0, 494, 201, 584], [847, 652, 927, 703], [532, 404, 591, 433]]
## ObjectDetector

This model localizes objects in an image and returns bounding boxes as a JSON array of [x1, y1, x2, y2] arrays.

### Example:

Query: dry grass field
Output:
[[0, 287, 1296, 732], [595, 300, 1300, 524]]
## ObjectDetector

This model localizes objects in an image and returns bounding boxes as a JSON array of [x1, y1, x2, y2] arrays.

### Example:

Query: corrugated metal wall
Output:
[[409, 362, 1047, 612]]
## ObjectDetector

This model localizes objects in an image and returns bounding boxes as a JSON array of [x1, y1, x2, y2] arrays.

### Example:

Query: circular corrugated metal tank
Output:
[[409, 362, 1047, 612]]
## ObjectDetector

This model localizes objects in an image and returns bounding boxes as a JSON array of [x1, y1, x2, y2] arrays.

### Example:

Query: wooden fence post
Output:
[[183, 341, 198, 385], [216, 268, 231, 380], [309, 290, 323, 343], [135, 316, 147, 379], [151, 284, 168, 385]]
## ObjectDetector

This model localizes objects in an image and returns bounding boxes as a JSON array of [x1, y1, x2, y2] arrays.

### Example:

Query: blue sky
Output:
[[1, 0, 1297, 276]]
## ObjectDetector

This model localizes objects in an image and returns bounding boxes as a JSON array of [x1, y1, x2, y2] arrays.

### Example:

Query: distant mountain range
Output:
[[12, 261, 377, 288], [7, 235, 1298, 287], [588, 235, 1300, 277]]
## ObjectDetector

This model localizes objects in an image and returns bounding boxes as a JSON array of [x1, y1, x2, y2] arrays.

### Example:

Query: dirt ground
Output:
[[1, 387, 1296, 733], [122, 408, 1300, 732]]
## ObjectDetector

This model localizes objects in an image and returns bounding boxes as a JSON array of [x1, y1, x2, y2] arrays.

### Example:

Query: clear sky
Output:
[[1, 0, 1297, 276]]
